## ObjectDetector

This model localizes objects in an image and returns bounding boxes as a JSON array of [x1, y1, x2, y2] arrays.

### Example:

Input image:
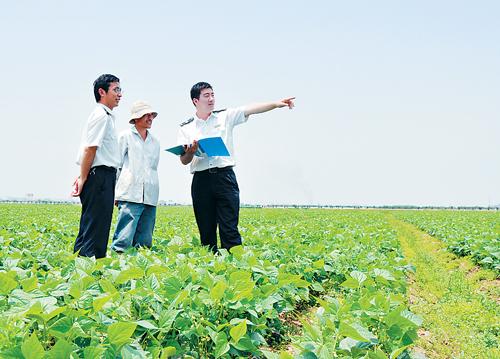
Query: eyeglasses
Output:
[[111, 87, 122, 94]]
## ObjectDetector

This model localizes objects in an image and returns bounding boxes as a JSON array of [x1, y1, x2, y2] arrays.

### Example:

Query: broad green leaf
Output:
[[214, 332, 230, 358], [351, 270, 367, 285], [99, 278, 118, 294], [277, 273, 309, 288], [108, 322, 137, 347], [368, 348, 389, 359], [68, 279, 83, 299], [47, 339, 74, 359], [21, 334, 44, 359], [313, 259, 325, 269], [390, 345, 410, 359], [373, 268, 395, 281], [230, 245, 245, 259], [229, 320, 247, 343], [400, 310, 423, 327], [115, 268, 145, 285], [210, 280, 227, 302], [136, 320, 158, 330], [160, 346, 176, 358], [121, 343, 149, 359], [44, 305, 66, 321], [84, 345, 106, 359], [338, 322, 375, 342], [260, 350, 279, 359], [147, 265, 169, 276], [21, 276, 38, 292], [50, 317, 73, 334], [93, 294, 114, 312], [0, 272, 17, 295]]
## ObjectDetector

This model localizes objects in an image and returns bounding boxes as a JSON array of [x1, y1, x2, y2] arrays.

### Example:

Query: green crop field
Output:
[[0, 204, 498, 358]]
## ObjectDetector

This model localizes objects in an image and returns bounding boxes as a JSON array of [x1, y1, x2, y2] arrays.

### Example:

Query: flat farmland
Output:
[[0, 204, 498, 358]]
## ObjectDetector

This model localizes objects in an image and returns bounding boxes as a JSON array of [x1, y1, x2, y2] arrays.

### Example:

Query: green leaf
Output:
[[160, 346, 176, 358], [99, 278, 118, 294], [0, 272, 17, 295], [49, 317, 73, 334], [260, 350, 280, 359], [230, 245, 245, 259], [21, 276, 38, 292], [400, 310, 423, 327], [21, 334, 45, 359], [390, 345, 410, 359], [93, 294, 115, 312], [368, 348, 389, 359], [136, 320, 158, 330], [351, 270, 367, 285], [229, 320, 247, 343], [121, 343, 149, 359], [214, 331, 230, 358], [84, 345, 106, 359], [47, 339, 74, 359], [115, 268, 145, 285], [210, 280, 227, 302], [108, 322, 137, 347], [313, 259, 325, 269], [338, 322, 375, 342]]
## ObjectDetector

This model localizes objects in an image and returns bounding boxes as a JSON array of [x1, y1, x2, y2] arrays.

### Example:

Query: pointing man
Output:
[[177, 82, 294, 253]]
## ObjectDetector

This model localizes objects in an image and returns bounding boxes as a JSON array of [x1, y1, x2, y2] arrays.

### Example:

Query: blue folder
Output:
[[165, 137, 230, 157]]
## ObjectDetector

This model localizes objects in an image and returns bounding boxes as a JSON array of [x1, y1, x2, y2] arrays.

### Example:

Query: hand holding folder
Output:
[[165, 137, 230, 157]]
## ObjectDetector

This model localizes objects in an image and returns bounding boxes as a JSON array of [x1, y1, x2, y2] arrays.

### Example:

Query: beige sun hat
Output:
[[129, 100, 158, 124]]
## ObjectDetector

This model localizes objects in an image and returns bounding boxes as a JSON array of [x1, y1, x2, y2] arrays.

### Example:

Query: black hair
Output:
[[93, 74, 120, 102], [190, 82, 213, 103]]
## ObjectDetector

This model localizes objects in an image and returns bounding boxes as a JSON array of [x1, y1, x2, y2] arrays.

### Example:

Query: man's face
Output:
[[135, 113, 155, 130], [99, 81, 122, 109], [193, 88, 215, 113]]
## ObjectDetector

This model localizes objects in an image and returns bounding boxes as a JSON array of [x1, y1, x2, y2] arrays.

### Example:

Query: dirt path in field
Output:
[[387, 216, 499, 359]]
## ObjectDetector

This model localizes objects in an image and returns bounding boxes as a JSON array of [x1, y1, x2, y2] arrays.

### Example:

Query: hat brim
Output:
[[129, 111, 158, 124]]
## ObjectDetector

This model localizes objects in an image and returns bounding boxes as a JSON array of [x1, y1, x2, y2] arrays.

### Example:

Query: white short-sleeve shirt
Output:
[[115, 127, 160, 206], [177, 107, 248, 173], [76, 104, 120, 169]]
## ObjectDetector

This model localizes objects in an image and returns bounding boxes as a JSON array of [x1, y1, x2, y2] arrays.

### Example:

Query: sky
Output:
[[0, 0, 499, 206]]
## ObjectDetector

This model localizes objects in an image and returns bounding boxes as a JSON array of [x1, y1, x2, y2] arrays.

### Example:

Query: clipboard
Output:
[[165, 137, 230, 157]]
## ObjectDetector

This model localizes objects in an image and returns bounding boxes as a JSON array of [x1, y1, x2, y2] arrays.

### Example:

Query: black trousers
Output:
[[74, 166, 116, 258], [191, 167, 241, 253]]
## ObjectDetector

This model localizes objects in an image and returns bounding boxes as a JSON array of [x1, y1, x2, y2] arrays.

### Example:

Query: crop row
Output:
[[0, 205, 420, 358], [395, 210, 500, 272]]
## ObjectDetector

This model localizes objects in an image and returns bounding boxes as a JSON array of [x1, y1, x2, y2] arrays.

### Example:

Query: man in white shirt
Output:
[[111, 101, 160, 253], [72, 74, 122, 258], [177, 82, 294, 253]]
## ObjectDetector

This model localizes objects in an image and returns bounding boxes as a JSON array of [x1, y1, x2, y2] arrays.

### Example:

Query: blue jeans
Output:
[[111, 201, 156, 252]]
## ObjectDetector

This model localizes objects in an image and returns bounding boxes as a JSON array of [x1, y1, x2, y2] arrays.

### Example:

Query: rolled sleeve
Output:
[[226, 106, 248, 128]]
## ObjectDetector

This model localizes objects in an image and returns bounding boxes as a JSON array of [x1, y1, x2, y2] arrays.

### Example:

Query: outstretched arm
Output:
[[244, 97, 295, 117]]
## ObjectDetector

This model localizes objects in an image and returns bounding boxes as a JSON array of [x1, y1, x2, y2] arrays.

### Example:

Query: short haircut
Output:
[[190, 82, 213, 103], [93, 74, 120, 102]]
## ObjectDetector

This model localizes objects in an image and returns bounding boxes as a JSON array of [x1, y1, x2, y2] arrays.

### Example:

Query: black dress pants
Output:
[[74, 166, 116, 258], [191, 167, 241, 253]]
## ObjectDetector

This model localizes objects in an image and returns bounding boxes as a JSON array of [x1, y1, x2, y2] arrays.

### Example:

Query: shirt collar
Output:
[[194, 111, 216, 122], [131, 125, 149, 138], [98, 103, 114, 117]]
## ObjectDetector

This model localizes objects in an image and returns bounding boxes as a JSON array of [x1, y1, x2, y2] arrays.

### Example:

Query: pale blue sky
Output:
[[1, 1, 499, 206]]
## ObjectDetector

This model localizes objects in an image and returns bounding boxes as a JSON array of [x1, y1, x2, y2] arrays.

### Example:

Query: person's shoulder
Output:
[[88, 105, 109, 124], [179, 117, 194, 127], [118, 127, 133, 137]]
